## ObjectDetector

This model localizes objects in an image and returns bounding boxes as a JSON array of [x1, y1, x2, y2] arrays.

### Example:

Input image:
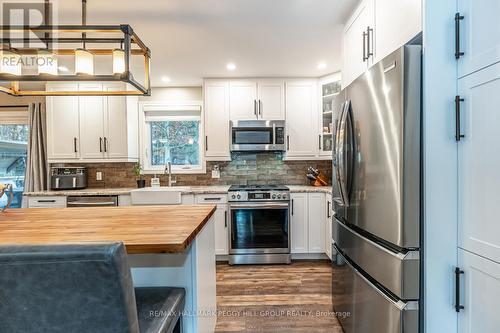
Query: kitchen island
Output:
[[0, 205, 217, 333]]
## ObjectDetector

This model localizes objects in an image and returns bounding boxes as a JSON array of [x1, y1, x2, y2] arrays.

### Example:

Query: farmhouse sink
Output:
[[130, 187, 190, 205]]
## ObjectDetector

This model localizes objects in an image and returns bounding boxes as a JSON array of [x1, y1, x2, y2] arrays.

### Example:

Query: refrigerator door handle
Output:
[[335, 102, 348, 206], [343, 101, 355, 205]]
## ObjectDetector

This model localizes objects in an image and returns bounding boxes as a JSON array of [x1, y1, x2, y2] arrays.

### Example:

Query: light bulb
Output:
[[75, 48, 94, 75], [112, 49, 125, 74], [0, 50, 22, 75], [37, 50, 58, 75]]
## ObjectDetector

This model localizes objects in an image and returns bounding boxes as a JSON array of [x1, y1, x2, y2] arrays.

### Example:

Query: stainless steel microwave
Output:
[[230, 120, 286, 151]]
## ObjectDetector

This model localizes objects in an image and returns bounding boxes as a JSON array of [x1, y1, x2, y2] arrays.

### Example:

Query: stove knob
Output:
[[277, 194, 281, 199], [237, 194, 241, 199], [272, 194, 276, 199], [231, 195, 236, 199], [282, 194, 287, 200]]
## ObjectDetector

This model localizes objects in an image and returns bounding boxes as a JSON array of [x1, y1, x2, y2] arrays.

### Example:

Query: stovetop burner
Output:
[[229, 184, 289, 192]]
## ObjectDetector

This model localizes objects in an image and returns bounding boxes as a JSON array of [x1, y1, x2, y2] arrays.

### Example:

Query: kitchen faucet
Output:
[[164, 162, 177, 187]]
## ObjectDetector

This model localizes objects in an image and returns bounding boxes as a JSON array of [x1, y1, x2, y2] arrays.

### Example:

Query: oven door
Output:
[[229, 202, 290, 254]]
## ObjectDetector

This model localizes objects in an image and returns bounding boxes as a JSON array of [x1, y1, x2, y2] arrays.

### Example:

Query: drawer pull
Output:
[[203, 197, 221, 201], [37, 200, 56, 203]]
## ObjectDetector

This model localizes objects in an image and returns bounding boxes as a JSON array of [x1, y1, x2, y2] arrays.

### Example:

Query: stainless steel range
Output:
[[227, 185, 291, 265]]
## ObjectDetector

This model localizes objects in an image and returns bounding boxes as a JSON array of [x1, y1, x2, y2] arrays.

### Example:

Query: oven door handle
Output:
[[229, 203, 290, 209]]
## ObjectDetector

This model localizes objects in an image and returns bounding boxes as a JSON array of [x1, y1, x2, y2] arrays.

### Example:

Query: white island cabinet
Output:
[[129, 217, 217, 333]]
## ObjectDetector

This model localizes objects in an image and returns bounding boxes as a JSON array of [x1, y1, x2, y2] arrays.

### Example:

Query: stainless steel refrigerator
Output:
[[332, 45, 421, 333]]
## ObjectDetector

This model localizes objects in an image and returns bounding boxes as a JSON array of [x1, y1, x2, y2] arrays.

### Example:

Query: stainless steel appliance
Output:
[[67, 196, 118, 207], [228, 185, 291, 265], [50, 167, 87, 190], [331, 45, 421, 333], [230, 120, 286, 152]]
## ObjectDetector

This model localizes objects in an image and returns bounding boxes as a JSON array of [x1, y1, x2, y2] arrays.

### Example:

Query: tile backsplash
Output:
[[59, 153, 331, 188]]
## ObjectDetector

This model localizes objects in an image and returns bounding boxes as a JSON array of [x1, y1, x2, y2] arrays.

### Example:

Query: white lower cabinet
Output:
[[325, 193, 333, 260], [290, 193, 309, 253], [458, 248, 500, 333], [290, 192, 327, 254], [196, 194, 228, 255]]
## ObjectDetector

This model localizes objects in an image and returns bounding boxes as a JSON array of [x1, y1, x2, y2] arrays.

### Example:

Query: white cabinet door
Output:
[[373, 0, 421, 63], [458, 0, 500, 78], [79, 84, 104, 159], [103, 84, 128, 159], [204, 80, 230, 161], [308, 192, 326, 253], [458, 62, 500, 263], [342, 0, 374, 88], [285, 80, 318, 159], [257, 79, 285, 120], [46, 84, 80, 160], [290, 193, 308, 253], [214, 206, 229, 255], [458, 249, 500, 333], [229, 80, 257, 120], [325, 193, 333, 259]]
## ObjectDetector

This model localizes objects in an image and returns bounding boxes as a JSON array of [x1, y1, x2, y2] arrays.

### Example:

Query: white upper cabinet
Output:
[[46, 82, 138, 163], [342, 0, 374, 88], [46, 84, 80, 160], [229, 79, 285, 121], [79, 84, 105, 159], [342, 0, 422, 88], [457, 0, 500, 78], [256, 79, 285, 120], [373, 0, 421, 63], [204, 80, 231, 161], [458, 62, 500, 263], [229, 80, 257, 120], [285, 79, 318, 159]]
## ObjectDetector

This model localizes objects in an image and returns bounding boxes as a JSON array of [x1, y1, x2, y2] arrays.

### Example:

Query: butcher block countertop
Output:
[[0, 205, 216, 254]]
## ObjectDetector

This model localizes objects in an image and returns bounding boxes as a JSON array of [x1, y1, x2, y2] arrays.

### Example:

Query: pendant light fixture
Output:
[[0, 49, 22, 76], [0, 0, 151, 96], [74, 0, 94, 75], [112, 48, 125, 75]]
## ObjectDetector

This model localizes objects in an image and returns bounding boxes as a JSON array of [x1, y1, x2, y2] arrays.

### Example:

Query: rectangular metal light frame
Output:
[[0, 24, 151, 96]]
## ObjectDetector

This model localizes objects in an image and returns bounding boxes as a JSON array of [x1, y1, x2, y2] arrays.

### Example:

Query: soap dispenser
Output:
[[151, 174, 160, 188]]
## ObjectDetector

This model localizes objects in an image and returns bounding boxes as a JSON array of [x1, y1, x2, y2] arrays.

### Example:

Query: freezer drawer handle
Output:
[[455, 267, 465, 312], [455, 13, 465, 59]]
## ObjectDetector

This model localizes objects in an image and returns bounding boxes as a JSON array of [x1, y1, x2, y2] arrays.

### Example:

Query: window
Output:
[[141, 103, 204, 173], [0, 111, 29, 208]]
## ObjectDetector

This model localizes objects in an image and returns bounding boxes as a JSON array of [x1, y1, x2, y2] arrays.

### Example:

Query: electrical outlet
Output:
[[211, 170, 220, 179], [96, 171, 103, 181]]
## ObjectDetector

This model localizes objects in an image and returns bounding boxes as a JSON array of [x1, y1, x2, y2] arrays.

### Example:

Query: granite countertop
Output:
[[24, 185, 331, 196], [0, 205, 216, 254]]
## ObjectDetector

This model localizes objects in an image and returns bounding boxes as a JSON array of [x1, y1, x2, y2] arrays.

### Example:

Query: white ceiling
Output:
[[53, 0, 357, 86]]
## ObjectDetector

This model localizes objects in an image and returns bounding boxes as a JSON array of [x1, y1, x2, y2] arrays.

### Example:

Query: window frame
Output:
[[139, 101, 205, 174]]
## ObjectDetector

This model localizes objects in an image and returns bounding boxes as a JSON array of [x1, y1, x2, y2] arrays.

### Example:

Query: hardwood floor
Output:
[[215, 260, 343, 333]]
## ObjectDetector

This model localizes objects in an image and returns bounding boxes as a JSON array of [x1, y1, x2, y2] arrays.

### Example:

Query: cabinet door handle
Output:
[[455, 267, 465, 312], [362, 30, 368, 62], [73, 137, 78, 153], [455, 95, 465, 142], [291, 199, 294, 216], [254, 99, 258, 117], [455, 13, 465, 59], [224, 211, 227, 228], [319, 134, 322, 150], [258, 99, 262, 117], [205, 136, 208, 151], [104, 137, 108, 152], [99, 137, 103, 152], [327, 201, 331, 218], [287, 135, 290, 151], [366, 26, 374, 59]]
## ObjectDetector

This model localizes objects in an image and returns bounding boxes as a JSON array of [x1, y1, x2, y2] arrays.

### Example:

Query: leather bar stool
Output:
[[0, 243, 185, 333]]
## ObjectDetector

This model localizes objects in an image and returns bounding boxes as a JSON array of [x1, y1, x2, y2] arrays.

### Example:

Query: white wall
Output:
[[140, 87, 202, 102], [423, 0, 458, 332]]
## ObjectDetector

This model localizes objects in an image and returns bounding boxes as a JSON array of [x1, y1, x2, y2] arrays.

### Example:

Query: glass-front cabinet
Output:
[[319, 74, 341, 158]]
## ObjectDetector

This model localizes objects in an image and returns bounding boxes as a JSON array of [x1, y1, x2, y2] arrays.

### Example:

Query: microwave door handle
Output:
[[273, 123, 276, 144]]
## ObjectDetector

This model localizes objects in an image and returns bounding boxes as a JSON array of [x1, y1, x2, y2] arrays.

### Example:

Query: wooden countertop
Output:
[[0, 205, 216, 254]]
